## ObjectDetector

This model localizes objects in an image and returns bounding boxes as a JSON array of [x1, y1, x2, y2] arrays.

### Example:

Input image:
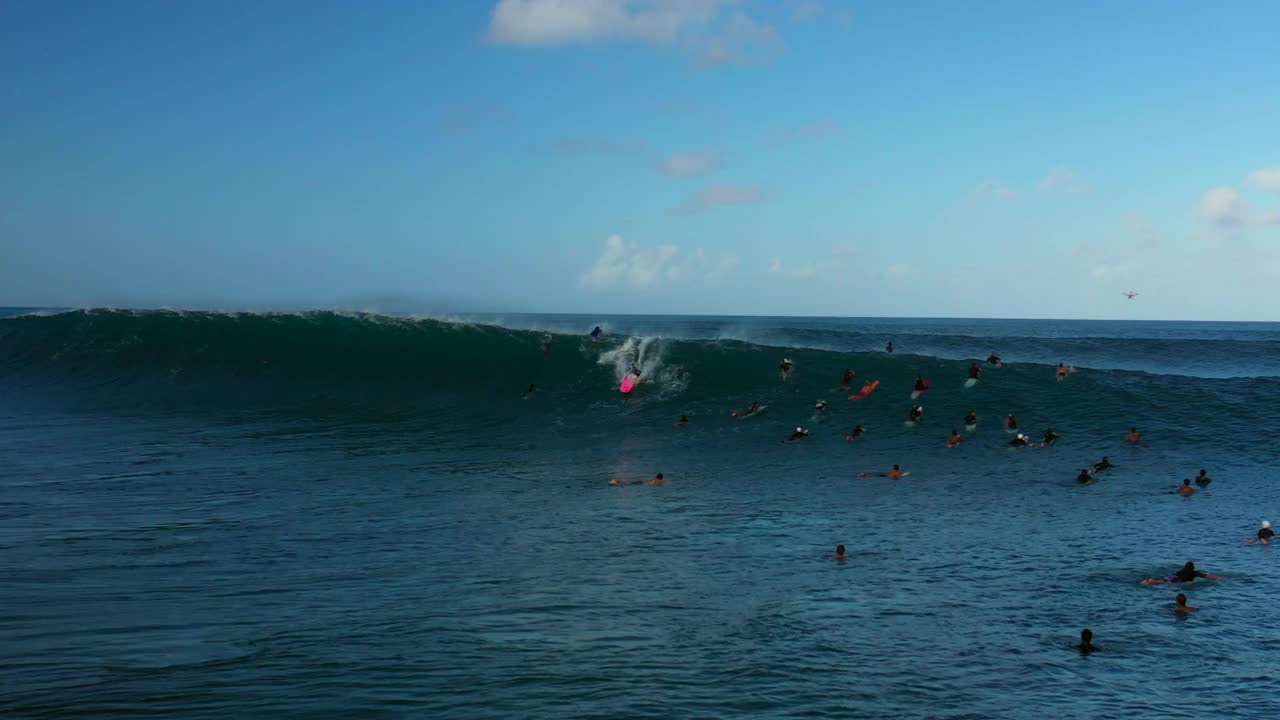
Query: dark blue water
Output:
[[3, 309, 1279, 719]]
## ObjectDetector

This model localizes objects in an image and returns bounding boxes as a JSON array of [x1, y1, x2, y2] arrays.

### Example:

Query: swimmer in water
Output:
[[1041, 428, 1058, 446], [945, 430, 963, 448], [842, 368, 855, 386], [1125, 427, 1142, 444], [1093, 456, 1114, 473], [1248, 520, 1274, 545], [964, 410, 977, 427], [785, 427, 810, 443], [987, 351, 1002, 366], [1140, 561, 1224, 585], [1174, 593, 1197, 614], [846, 425, 865, 441], [1076, 628, 1099, 654], [1005, 414, 1019, 431], [1076, 468, 1095, 484], [886, 341, 894, 353], [835, 544, 846, 560], [1056, 363, 1071, 381], [1010, 433, 1030, 447], [908, 404, 924, 423], [968, 362, 982, 380], [1176, 478, 1196, 496], [1194, 469, 1212, 487], [861, 464, 907, 479]]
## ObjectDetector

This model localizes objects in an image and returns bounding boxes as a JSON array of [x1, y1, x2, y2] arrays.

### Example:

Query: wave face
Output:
[[2, 309, 1279, 458]]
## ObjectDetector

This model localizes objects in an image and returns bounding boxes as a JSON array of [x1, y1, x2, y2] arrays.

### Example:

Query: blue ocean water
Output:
[[2, 308, 1279, 719]]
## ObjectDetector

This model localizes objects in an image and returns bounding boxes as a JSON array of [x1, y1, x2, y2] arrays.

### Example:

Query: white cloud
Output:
[[1039, 167, 1088, 194], [1199, 186, 1246, 227], [659, 149, 719, 177], [582, 235, 736, 289], [1247, 167, 1280, 192], [488, 0, 727, 46], [671, 184, 767, 214], [767, 257, 827, 280], [975, 179, 1020, 201], [693, 12, 783, 68]]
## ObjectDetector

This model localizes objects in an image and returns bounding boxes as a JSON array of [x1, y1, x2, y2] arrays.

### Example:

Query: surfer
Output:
[[842, 368, 855, 386], [1092, 456, 1114, 473], [541, 335, 552, 354], [780, 358, 793, 380], [590, 325, 603, 339], [968, 362, 982, 380], [886, 341, 894, 353], [987, 351, 1002, 366], [731, 401, 762, 418], [610, 473, 667, 486], [1174, 593, 1197, 614], [1125, 427, 1143, 444], [835, 544, 846, 560], [814, 400, 829, 413], [1194, 469, 1212, 487], [908, 404, 924, 423], [850, 379, 879, 400], [785, 427, 811, 443], [1010, 433, 1030, 447], [846, 425, 865, 441], [1176, 479, 1196, 496], [1056, 363, 1071, 381], [524, 383, 537, 398], [1005, 414, 1019, 431], [945, 430, 963, 448], [860, 464, 907, 479], [630, 365, 642, 378], [1041, 428, 1058, 446], [1140, 561, 1224, 585], [676, 414, 689, 427], [1249, 520, 1274, 545], [1076, 629, 1099, 654], [964, 410, 977, 427], [1076, 468, 1095, 484], [913, 375, 928, 393]]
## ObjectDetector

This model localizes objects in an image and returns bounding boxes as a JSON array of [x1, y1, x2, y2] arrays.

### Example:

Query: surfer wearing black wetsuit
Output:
[[835, 544, 846, 560], [1076, 629, 1098, 654], [814, 400, 828, 412], [987, 352, 1002, 365], [968, 362, 981, 379], [1195, 469, 1212, 487], [1076, 468, 1094, 484], [785, 427, 810, 442], [846, 425, 865, 441], [1042, 428, 1058, 445], [677, 415, 688, 426], [913, 376, 927, 392], [842, 368, 855, 386], [1009, 433, 1029, 447], [1252, 520, 1274, 544], [1141, 561, 1223, 585], [964, 410, 977, 426], [909, 405, 924, 422], [1093, 456, 1114, 473], [886, 341, 894, 353]]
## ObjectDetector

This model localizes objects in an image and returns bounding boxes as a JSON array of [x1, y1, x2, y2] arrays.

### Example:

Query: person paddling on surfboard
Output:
[[731, 401, 762, 418], [1041, 428, 1058, 446], [1194, 469, 1212, 487], [885, 341, 894, 353], [784, 427, 810, 443], [987, 351, 1002, 366], [964, 410, 977, 427], [1009, 433, 1030, 447], [1056, 363, 1071, 381], [945, 430, 963, 448], [860, 464, 907, 479], [779, 358, 793, 381], [846, 425, 865, 441], [1076, 468, 1095, 484], [1140, 561, 1224, 585], [908, 404, 924, 423], [842, 368, 855, 386], [968, 362, 982, 380], [1248, 520, 1274, 545], [1092, 456, 1114, 473], [913, 376, 928, 393]]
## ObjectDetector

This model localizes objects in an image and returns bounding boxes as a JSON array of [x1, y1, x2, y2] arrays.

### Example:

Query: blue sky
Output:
[[2, 1, 1279, 319]]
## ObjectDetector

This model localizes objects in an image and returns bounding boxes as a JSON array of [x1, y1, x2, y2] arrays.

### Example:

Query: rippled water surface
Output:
[[3, 312, 1279, 719]]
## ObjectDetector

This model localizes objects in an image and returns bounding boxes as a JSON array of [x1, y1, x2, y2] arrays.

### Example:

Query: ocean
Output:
[[2, 308, 1279, 719]]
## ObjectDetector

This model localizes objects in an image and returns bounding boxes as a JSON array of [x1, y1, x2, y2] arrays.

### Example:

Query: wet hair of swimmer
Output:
[[1080, 628, 1093, 643], [892, 464, 900, 471], [1176, 593, 1189, 606], [1183, 561, 1195, 571], [655, 473, 664, 480], [1183, 478, 1191, 486], [836, 544, 845, 555]]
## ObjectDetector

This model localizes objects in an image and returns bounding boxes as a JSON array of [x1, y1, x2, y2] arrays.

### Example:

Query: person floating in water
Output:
[[1176, 478, 1196, 496], [886, 340, 894, 353], [908, 404, 924, 423], [987, 351, 1002, 366], [1141, 561, 1224, 585], [610, 473, 667, 486], [1249, 520, 1274, 545], [1093, 456, 1114, 473], [1041, 428, 1059, 446], [1125, 427, 1143, 444], [1076, 468, 1095, 484], [1010, 433, 1030, 447], [1075, 628, 1099, 654], [842, 368, 855, 386], [779, 358, 793, 380], [968, 362, 982, 380], [1005, 414, 1019, 431], [964, 410, 977, 427], [1194, 469, 1212, 487], [523, 383, 537, 399], [785, 427, 810, 442], [1056, 363, 1071, 381], [861, 464, 907, 479], [846, 425, 865, 441], [731, 401, 762, 417], [945, 430, 963, 449], [814, 399, 828, 413], [835, 544, 846, 560], [1174, 593, 1197, 614]]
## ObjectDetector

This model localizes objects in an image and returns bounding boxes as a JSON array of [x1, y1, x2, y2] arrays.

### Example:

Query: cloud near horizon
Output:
[[671, 184, 767, 214], [581, 234, 737, 289], [659, 149, 720, 177]]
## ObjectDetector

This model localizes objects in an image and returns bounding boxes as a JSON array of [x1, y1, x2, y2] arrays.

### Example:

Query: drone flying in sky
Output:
[[1123, 291, 1139, 300]]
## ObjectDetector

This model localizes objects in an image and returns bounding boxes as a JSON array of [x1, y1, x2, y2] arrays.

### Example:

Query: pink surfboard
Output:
[[620, 377, 636, 394]]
